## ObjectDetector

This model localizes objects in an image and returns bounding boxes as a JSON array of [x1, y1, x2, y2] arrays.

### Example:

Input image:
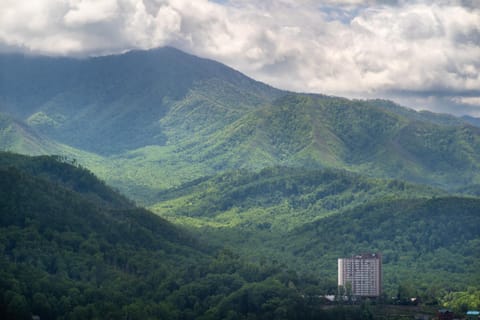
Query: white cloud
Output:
[[453, 96, 480, 106], [0, 0, 479, 115], [64, 0, 119, 26]]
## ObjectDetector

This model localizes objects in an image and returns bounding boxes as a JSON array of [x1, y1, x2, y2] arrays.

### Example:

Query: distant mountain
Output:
[[1, 48, 479, 315], [1, 47, 480, 199], [462, 115, 480, 128], [150, 93, 480, 196], [0, 112, 62, 155], [0, 47, 281, 154], [367, 99, 467, 127]]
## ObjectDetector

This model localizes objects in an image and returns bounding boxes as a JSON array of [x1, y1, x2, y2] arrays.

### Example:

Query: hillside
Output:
[[0, 153, 201, 318], [1, 47, 479, 318], [0, 156, 477, 318], [114, 93, 480, 203], [149, 167, 479, 296], [2, 48, 480, 204], [1, 153, 357, 320], [0, 113, 62, 155], [0, 47, 281, 155], [165, 94, 480, 187], [284, 196, 480, 293], [152, 167, 445, 231]]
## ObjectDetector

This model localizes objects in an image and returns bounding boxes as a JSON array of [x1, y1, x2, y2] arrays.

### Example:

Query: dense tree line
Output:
[[154, 166, 479, 304], [154, 166, 443, 230], [0, 154, 388, 319]]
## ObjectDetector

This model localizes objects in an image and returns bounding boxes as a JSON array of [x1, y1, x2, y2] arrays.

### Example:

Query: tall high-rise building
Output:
[[338, 253, 382, 297]]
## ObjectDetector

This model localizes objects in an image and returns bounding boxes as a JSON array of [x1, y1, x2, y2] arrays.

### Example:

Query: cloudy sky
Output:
[[1, 0, 479, 116]]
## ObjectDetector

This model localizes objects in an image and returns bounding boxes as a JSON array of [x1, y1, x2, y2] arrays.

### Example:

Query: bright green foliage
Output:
[[0, 113, 64, 156], [103, 94, 480, 203], [152, 167, 444, 230], [1, 48, 480, 318], [281, 197, 480, 294], [149, 166, 480, 297], [441, 288, 480, 312], [2, 50, 480, 204], [0, 153, 360, 319]]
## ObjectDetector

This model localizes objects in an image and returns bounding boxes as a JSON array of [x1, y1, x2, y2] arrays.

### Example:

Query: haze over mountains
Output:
[[0, 47, 280, 154], [2, 47, 480, 201], [1, 47, 480, 318]]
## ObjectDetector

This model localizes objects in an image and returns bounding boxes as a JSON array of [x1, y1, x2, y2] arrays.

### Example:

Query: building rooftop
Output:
[[347, 253, 381, 259]]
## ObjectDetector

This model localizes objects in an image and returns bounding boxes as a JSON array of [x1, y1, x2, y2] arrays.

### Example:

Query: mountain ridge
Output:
[[0, 47, 281, 154], [152, 165, 480, 295], [1, 46, 480, 317], [152, 166, 446, 231], [2, 47, 480, 200]]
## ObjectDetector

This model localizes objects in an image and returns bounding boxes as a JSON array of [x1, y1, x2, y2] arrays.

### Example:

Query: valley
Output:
[[1, 47, 479, 319]]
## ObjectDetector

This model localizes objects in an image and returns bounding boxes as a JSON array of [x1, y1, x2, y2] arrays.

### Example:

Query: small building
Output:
[[467, 310, 480, 320], [437, 309, 454, 320]]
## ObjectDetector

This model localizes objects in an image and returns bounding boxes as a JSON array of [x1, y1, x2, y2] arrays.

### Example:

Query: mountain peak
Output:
[[0, 47, 281, 154]]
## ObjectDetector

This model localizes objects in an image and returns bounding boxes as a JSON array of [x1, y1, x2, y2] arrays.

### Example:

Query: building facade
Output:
[[338, 253, 382, 297]]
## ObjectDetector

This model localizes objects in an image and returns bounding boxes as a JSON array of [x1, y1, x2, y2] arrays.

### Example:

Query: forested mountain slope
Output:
[[0, 153, 201, 318], [149, 167, 480, 295], [1, 48, 480, 203], [0, 113, 63, 155], [0, 47, 280, 155], [283, 197, 480, 292], [152, 167, 445, 230], [0, 153, 348, 320], [166, 94, 480, 189], [1, 47, 479, 318]]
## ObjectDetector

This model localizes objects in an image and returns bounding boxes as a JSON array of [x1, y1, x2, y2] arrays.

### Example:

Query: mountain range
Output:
[[2, 47, 480, 202], [1, 47, 479, 316]]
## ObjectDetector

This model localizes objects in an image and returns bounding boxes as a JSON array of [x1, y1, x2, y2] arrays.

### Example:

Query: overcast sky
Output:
[[1, 0, 479, 116]]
